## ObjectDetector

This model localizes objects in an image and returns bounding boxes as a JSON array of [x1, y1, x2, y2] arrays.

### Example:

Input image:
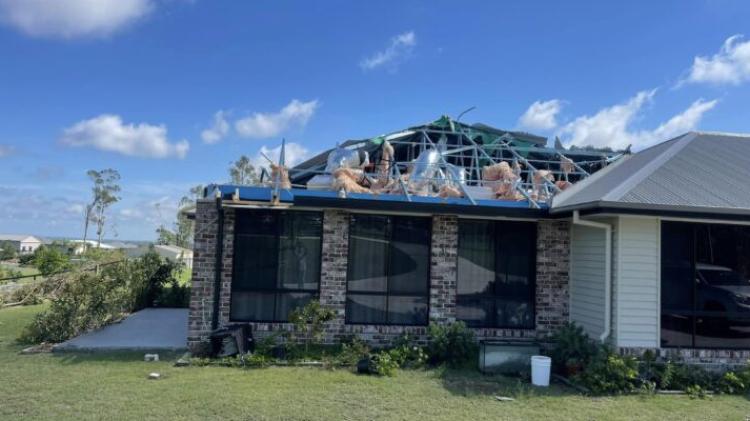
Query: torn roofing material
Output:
[[286, 115, 621, 209], [291, 115, 616, 186], [551, 132, 750, 216]]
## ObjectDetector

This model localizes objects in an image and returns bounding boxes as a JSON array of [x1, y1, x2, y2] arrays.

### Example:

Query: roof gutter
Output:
[[572, 210, 612, 342]]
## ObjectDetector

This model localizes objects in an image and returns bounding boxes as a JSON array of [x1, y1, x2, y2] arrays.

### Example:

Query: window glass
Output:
[[346, 215, 431, 325], [347, 215, 389, 292], [457, 220, 536, 329], [389, 217, 430, 295], [230, 210, 322, 322], [346, 294, 387, 324], [661, 221, 750, 349]]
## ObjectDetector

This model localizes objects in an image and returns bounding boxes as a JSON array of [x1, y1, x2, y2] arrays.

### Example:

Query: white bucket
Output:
[[530, 355, 551, 387]]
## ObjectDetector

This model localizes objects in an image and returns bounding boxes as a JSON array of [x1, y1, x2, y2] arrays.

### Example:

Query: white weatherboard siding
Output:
[[569, 225, 607, 338], [614, 216, 660, 348]]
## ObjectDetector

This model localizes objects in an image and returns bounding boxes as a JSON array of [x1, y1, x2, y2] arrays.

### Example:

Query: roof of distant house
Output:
[[0, 234, 41, 243], [154, 244, 192, 255], [551, 132, 750, 216]]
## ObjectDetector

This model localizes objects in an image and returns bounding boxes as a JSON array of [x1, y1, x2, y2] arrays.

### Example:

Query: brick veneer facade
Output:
[[188, 201, 571, 350]]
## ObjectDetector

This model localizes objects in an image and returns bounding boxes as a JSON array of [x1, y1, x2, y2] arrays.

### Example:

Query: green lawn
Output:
[[0, 263, 41, 278], [1, 306, 749, 420]]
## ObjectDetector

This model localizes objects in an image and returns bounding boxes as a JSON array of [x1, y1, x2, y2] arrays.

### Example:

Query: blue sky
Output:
[[1, 0, 749, 240]]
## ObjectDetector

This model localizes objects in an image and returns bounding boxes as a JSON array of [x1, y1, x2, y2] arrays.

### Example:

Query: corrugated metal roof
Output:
[[551, 132, 750, 215]]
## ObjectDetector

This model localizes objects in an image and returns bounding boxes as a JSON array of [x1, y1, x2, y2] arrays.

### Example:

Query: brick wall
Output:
[[535, 220, 571, 338], [187, 200, 220, 346], [188, 207, 571, 350], [620, 347, 750, 371]]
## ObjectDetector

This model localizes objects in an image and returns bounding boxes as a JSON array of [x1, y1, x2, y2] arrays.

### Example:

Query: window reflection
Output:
[[661, 221, 750, 348], [457, 220, 536, 329]]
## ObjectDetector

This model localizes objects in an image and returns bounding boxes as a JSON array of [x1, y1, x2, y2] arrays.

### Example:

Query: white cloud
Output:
[[518, 99, 563, 131], [61, 114, 189, 159], [250, 142, 311, 174], [201, 110, 230, 144], [360, 31, 416, 71], [683, 35, 750, 86], [558, 90, 717, 150], [0, 0, 153, 39], [235, 99, 319, 139], [0, 144, 13, 157]]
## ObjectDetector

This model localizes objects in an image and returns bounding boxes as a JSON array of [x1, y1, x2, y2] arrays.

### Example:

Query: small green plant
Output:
[[574, 347, 639, 395], [548, 322, 598, 375], [426, 321, 477, 368], [253, 332, 282, 357], [686, 384, 708, 399], [718, 371, 746, 394], [371, 351, 399, 376], [388, 334, 427, 368], [287, 300, 335, 354], [336, 337, 370, 366]]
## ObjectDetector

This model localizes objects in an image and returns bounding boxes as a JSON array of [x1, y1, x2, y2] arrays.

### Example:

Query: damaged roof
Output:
[[551, 132, 750, 216]]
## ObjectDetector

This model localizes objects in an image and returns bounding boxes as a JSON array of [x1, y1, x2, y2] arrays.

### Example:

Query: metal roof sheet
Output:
[[551, 132, 750, 215]]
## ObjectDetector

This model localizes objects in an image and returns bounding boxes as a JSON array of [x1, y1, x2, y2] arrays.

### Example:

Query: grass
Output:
[[1, 306, 749, 420]]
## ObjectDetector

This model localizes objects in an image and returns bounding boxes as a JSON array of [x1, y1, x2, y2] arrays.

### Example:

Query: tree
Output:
[[82, 169, 121, 251], [229, 156, 258, 185], [156, 184, 202, 249], [33, 246, 72, 276], [0, 240, 17, 261]]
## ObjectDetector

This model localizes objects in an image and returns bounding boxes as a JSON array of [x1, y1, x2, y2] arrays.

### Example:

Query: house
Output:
[[69, 240, 118, 255], [552, 132, 750, 366], [127, 244, 193, 269], [0, 234, 42, 255], [187, 117, 615, 348], [187, 118, 750, 366]]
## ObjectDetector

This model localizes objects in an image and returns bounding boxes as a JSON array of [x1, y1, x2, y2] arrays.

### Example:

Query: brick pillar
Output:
[[535, 220, 570, 338], [430, 215, 458, 324], [217, 209, 235, 327], [319, 210, 350, 340], [187, 200, 220, 350]]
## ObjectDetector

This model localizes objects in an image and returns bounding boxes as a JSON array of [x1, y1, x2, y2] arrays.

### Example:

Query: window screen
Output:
[[346, 214, 430, 325], [231, 210, 322, 322], [456, 219, 536, 329]]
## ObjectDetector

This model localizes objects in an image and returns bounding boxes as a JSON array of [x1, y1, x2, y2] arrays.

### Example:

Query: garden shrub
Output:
[[718, 371, 746, 394], [370, 351, 399, 376], [33, 247, 72, 276], [548, 322, 598, 374], [19, 271, 132, 343], [19, 252, 187, 344], [663, 362, 718, 391], [388, 334, 427, 368], [336, 337, 370, 366], [426, 321, 477, 367], [123, 251, 188, 310], [574, 347, 640, 395], [287, 300, 335, 354], [18, 253, 35, 266]]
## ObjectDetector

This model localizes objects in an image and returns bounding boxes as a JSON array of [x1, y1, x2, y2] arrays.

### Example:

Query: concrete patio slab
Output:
[[53, 308, 188, 352]]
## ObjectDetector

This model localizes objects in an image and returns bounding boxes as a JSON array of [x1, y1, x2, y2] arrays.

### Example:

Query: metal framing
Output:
[[257, 118, 623, 210]]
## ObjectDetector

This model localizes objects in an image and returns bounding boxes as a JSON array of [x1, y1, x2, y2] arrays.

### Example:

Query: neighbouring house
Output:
[[69, 240, 118, 255], [128, 244, 193, 269], [187, 117, 750, 367], [0, 234, 42, 255]]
